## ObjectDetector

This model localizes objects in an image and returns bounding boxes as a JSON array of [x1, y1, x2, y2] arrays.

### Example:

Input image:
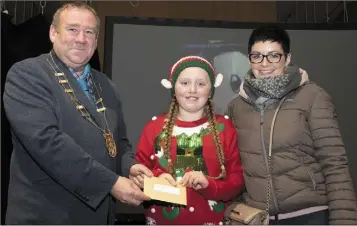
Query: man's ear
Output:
[[94, 39, 98, 50], [95, 32, 99, 49], [214, 73, 223, 88], [49, 25, 57, 43], [161, 79, 172, 89], [285, 53, 291, 67]]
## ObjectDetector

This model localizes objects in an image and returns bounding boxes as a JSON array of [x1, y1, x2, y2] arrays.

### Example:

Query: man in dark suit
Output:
[[3, 1, 152, 224]]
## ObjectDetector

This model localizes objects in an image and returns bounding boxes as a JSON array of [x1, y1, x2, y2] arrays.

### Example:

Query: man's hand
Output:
[[129, 164, 153, 188], [158, 173, 177, 186], [110, 176, 151, 206], [180, 171, 209, 190]]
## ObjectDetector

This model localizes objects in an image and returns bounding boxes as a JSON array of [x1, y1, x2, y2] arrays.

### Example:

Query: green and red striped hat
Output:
[[161, 56, 223, 97]]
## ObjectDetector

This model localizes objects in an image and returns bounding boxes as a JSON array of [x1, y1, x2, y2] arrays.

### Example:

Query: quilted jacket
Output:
[[226, 67, 357, 224]]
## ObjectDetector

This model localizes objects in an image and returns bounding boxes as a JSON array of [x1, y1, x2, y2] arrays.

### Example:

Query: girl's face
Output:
[[174, 67, 211, 117]]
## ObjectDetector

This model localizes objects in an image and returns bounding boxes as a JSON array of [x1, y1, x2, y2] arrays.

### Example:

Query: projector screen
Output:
[[104, 17, 357, 213]]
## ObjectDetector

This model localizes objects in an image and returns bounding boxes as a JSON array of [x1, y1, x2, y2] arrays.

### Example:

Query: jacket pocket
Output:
[[307, 169, 317, 191]]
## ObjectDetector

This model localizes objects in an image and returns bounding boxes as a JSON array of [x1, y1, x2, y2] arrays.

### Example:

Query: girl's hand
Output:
[[180, 171, 209, 190]]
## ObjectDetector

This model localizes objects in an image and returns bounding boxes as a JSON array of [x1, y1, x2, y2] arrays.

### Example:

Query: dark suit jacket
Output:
[[3, 51, 136, 224]]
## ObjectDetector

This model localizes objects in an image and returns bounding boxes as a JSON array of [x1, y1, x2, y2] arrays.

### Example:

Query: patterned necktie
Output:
[[69, 65, 95, 105]]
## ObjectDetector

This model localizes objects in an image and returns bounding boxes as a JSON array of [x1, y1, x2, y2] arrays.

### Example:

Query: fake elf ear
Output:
[[214, 73, 223, 88], [161, 78, 172, 89]]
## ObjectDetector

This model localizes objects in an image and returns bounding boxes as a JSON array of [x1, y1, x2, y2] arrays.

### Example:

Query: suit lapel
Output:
[[88, 71, 107, 128]]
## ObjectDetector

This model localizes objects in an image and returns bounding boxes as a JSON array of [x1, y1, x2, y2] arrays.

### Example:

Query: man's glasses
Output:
[[249, 53, 287, 64]]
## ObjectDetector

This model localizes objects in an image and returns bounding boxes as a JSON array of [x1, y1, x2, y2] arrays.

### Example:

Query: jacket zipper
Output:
[[260, 108, 280, 214], [239, 85, 301, 215]]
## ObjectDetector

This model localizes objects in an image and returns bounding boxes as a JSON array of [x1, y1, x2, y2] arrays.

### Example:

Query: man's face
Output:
[[50, 7, 98, 71]]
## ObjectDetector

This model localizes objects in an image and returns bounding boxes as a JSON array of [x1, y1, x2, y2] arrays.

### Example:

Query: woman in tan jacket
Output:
[[226, 25, 357, 224]]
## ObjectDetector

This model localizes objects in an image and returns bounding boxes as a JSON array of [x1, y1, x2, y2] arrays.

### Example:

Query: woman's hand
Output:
[[180, 171, 209, 190]]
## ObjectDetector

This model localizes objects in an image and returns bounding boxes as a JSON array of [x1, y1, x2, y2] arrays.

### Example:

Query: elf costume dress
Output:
[[136, 114, 243, 225], [135, 56, 244, 225]]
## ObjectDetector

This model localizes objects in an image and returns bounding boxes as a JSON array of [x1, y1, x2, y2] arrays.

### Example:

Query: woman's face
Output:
[[249, 41, 291, 78]]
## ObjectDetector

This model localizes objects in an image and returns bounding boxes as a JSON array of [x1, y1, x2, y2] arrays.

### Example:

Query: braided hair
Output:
[[161, 97, 226, 180]]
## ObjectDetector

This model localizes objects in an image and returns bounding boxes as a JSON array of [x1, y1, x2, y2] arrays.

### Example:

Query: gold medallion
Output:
[[103, 131, 117, 157]]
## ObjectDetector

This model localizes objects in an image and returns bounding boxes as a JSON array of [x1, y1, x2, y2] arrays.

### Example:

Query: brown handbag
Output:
[[224, 98, 285, 225], [224, 202, 269, 225]]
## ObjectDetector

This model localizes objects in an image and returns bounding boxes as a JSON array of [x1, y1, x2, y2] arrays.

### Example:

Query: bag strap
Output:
[[265, 97, 286, 213]]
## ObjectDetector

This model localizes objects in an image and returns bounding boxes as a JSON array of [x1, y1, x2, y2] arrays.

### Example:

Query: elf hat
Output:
[[161, 56, 223, 97]]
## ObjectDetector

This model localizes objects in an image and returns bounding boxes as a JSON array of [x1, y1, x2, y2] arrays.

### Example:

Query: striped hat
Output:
[[161, 56, 223, 97]]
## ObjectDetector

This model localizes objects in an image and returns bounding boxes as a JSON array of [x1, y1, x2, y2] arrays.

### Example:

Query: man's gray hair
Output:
[[52, 1, 100, 34]]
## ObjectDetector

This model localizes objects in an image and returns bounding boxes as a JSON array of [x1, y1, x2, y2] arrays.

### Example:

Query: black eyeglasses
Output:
[[248, 53, 287, 64]]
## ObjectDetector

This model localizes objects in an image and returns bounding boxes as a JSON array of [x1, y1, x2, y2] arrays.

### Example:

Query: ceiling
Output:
[[276, 1, 356, 23], [1, 1, 355, 25]]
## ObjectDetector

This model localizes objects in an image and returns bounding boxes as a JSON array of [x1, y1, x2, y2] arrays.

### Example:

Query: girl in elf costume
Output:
[[134, 56, 244, 225]]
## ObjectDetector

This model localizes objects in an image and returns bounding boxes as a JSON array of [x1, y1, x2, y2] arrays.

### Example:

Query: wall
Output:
[[92, 0, 276, 216], [2, 0, 276, 218], [88, 1, 276, 215], [90, 1, 277, 70]]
